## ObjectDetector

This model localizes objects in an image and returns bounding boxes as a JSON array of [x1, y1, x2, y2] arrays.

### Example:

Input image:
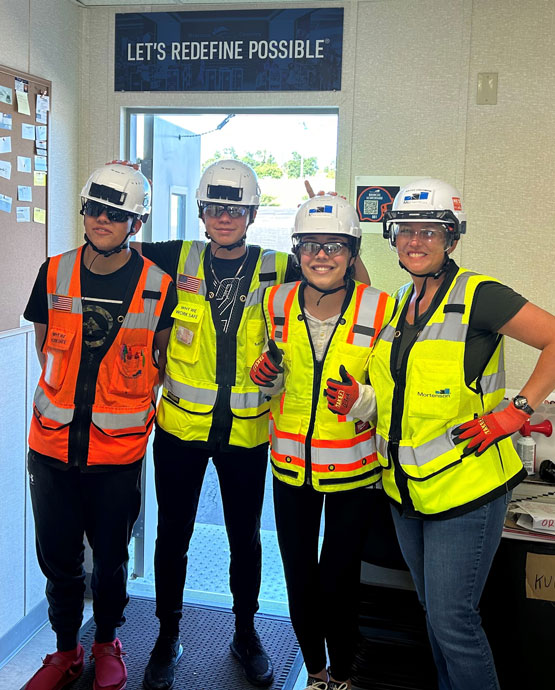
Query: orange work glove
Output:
[[451, 402, 530, 457], [250, 339, 284, 386], [324, 365, 360, 415]]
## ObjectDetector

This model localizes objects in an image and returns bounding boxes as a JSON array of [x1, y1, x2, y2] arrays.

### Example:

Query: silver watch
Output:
[[513, 395, 534, 415]]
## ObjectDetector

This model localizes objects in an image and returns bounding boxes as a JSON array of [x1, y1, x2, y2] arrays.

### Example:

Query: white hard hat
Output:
[[81, 162, 151, 221], [383, 178, 466, 245], [292, 195, 361, 240], [196, 159, 260, 206]]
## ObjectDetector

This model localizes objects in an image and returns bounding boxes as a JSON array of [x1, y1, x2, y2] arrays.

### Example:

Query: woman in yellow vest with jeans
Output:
[[250, 195, 395, 690], [369, 179, 555, 690]]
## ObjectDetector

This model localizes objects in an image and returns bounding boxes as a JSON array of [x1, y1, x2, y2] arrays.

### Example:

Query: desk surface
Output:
[[505, 478, 555, 543]]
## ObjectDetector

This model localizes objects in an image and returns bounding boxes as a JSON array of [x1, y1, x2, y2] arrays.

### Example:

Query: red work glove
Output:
[[325, 365, 360, 415], [451, 402, 530, 457], [250, 339, 284, 386]]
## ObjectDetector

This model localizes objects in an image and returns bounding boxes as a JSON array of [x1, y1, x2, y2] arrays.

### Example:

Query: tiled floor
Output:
[[0, 460, 313, 689]]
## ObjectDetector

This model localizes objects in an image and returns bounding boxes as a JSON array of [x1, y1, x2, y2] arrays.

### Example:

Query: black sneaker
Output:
[[143, 635, 183, 690], [230, 627, 274, 687]]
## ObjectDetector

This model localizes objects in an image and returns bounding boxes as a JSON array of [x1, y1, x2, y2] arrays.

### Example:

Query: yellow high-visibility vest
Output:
[[264, 280, 395, 491], [158, 240, 289, 448], [369, 268, 525, 516]]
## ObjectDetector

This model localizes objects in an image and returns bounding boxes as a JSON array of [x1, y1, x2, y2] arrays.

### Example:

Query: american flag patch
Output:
[[177, 273, 201, 293], [52, 294, 73, 312]]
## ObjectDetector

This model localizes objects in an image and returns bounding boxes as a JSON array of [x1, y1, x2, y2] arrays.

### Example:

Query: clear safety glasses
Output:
[[202, 203, 249, 219], [393, 225, 447, 243], [82, 200, 133, 223], [297, 241, 350, 257]]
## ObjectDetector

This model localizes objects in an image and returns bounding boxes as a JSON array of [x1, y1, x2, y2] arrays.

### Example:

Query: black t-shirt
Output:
[[394, 262, 527, 385], [25, 248, 177, 471]]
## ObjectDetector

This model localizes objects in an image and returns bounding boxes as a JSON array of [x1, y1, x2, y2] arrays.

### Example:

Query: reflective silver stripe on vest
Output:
[[376, 433, 388, 458], [34, 386, 74, 424], [164, 377, 218, 406], [47, 294, 82, 314], [55, 249, 80, 295], [272, 432, 304, 460], [245, 251, 278, 308], [481, 370, 505, 395], [182, 241, 208, 296], [122, 264, 164, 329], [92, 407, 153, 430], [230, 389, 268, 410], [270, 283, 296, 342], [351, 289, 382, 347], [398, 429, 455, 467], [379, 323, 397, 343], [48, 249, 82, 313], [313, 439, 376, 465]]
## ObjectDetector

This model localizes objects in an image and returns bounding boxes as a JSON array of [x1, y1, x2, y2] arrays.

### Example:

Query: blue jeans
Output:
[[390, 493, 511, 690]]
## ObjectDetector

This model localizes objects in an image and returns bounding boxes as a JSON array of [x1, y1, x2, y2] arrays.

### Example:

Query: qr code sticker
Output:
[[364, 199, 379, 215]]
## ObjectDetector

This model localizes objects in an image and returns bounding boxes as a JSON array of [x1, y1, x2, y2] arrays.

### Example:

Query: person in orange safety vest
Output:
[[23, 161, 176, 690]]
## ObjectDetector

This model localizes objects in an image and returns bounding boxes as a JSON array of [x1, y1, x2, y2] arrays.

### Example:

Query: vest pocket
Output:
[[406, 358, 461, 420], [168, 303, 206, 364], [109, 342, 151, 397], [43, 327, 76, 390]]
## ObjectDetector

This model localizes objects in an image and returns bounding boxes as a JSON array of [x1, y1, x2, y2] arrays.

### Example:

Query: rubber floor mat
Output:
[[21, 597, 301, 690]]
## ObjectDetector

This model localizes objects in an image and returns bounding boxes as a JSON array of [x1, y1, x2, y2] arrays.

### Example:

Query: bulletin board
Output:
[[0, 64, 50, 331]]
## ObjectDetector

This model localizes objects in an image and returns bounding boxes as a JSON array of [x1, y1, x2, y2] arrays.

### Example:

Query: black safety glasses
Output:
[[202, 203, 249, 219], [297, 241, 349, 257], [82, 200, 133, 223]]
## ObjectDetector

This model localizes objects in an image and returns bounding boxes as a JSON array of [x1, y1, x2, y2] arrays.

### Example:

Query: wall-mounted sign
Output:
[[355, 176, 426, 234], [115, 8, 343, 93]]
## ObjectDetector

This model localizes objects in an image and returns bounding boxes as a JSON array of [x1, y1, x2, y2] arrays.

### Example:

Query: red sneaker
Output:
[[24, 645, 85, 690], [91, 638, 127, 690]]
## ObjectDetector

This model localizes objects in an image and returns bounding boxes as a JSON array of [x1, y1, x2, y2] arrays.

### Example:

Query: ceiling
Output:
[[72, 0, 333, 5]]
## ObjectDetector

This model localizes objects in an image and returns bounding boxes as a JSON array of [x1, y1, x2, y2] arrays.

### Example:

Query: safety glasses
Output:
[[394, 225, 446, 243], [82, 200, 133, 223], [297, 240, 349, 257], [202, 203, 248, 219]]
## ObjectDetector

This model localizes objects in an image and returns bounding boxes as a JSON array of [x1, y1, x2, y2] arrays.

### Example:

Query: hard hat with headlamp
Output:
[[80, 161, 151, 257], [81, 161, 151, 222]]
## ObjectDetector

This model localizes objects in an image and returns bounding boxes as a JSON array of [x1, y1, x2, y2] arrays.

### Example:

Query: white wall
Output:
[[80, 0, 555, 390]]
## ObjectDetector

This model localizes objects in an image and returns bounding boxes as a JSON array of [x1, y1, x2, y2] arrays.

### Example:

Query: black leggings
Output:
[[152, 430, 269, 632], [28, 452, 142, 650], [273, 478, 375, 681]]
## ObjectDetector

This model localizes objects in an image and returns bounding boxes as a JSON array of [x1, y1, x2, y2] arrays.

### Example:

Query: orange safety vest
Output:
[[263, 281, 395, 492], [29, 246, 172, 466]]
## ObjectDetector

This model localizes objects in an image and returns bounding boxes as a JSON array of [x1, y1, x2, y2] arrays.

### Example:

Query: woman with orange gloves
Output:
[[250, 195, 395, 690], [369, 178, 555, 690]]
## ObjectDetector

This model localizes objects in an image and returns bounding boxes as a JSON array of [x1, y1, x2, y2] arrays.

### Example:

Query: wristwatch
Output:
[[513, 395, 534, 415]]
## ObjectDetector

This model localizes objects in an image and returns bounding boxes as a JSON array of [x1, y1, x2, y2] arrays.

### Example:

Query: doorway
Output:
[[125, 109, 337, 618]]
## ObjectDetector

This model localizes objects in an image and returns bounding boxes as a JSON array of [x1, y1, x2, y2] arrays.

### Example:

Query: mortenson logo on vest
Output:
[[417, 389, 451, 399]]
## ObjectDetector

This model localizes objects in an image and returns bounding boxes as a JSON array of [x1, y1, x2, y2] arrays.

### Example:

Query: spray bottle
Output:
[[517, 419, 553, 474]]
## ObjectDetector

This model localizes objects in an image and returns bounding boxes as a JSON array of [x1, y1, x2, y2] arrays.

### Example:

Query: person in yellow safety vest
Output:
[[138, 161, 371, 690], [369, 178, 555, 690], [23, 162, 176, 690], [250, 195, 395, 690]]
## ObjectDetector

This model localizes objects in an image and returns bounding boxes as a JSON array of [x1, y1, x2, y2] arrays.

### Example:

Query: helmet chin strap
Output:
[[302, 275, 348, 307], [206, 231, 247, 253], [399, 253, 452, 322], [84, 230, 133, 258]]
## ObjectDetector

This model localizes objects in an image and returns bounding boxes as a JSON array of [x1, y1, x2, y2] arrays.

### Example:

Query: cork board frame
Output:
[[0, 64, 50, 331]]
